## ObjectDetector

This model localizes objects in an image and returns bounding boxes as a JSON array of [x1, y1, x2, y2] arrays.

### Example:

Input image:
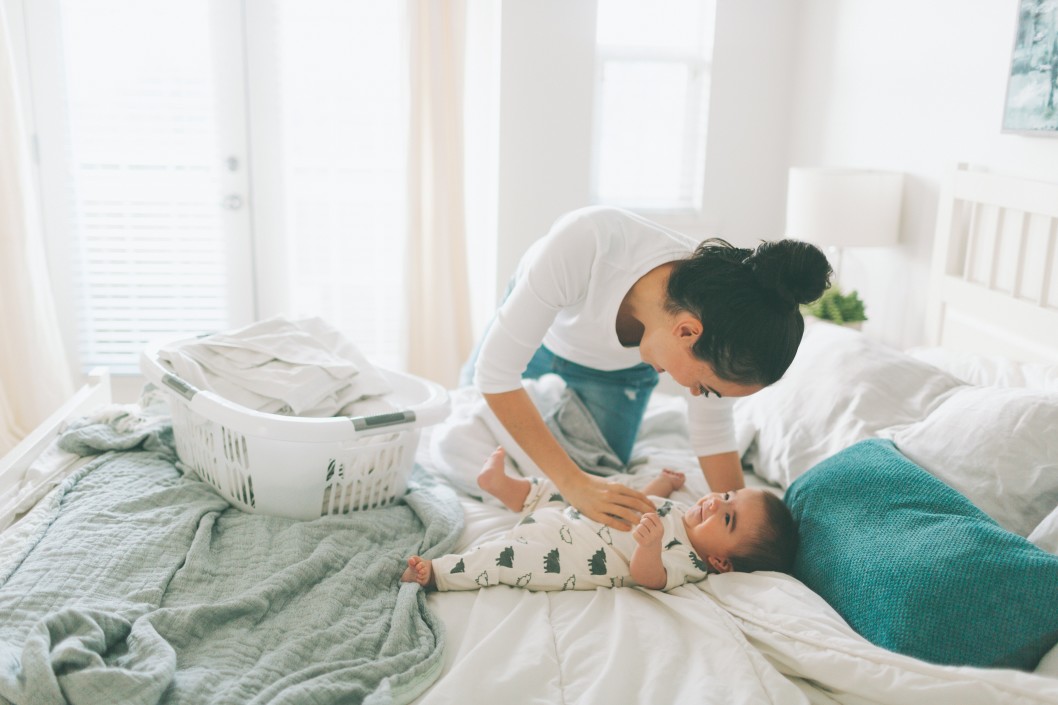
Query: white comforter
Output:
[[412, 380, 1058, 705]]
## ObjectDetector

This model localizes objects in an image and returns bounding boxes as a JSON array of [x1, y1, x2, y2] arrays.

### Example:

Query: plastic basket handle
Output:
[[350, 411, 416, 431], [163, 373, 200, 400]]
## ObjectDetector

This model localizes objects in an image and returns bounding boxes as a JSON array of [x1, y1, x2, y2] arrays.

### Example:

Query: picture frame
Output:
[[1002, 0, 1058, 135]]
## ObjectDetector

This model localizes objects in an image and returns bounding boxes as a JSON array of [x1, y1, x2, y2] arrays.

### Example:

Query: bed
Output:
[[1, 164, 1057, 704]]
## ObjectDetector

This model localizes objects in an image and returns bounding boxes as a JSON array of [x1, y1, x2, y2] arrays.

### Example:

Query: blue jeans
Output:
[[522, 346, 658, 466], [459, 278, 658, 466], [460, 338, 658, 467]]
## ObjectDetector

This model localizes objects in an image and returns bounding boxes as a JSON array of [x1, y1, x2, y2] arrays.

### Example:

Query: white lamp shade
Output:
[[785, 168, 904, 248]]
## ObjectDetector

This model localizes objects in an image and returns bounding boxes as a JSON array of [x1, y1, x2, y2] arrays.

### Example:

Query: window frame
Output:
[[589, 3, 717, 234]]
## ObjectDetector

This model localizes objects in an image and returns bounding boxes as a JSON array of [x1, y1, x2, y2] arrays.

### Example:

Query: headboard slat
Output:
[[927, 165, 1058, 364]]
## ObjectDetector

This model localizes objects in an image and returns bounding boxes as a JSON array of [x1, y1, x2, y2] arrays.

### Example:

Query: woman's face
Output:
[[639, 315, 763, 399]]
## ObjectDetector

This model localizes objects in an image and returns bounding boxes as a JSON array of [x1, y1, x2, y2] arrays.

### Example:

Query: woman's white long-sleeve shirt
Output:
[[472, 206, 738, 457]]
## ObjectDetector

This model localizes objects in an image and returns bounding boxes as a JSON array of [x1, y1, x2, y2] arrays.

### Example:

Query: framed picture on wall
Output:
[[1002, 0, 1058, 135]]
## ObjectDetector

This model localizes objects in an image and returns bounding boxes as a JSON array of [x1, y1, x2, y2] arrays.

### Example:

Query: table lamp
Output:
[[785, 167, 904, 284]]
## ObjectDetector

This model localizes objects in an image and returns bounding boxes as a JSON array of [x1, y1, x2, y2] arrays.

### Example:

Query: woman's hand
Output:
[[560, 472, 655, 531], [482, 388, 652, 530]]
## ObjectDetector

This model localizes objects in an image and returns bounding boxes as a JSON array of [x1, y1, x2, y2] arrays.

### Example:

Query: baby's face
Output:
[[682, 488, 768, 570]]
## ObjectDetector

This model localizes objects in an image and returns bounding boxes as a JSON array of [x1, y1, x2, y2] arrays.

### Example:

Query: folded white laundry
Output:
[[159, 316, 392, 417]]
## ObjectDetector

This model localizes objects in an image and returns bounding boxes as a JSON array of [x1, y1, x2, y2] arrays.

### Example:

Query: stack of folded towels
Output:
[[158, 316, 392, 417]]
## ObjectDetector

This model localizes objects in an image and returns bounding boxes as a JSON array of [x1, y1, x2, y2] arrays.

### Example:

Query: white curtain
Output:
[[405, 0, 473, 388], [0, 4, 74, 456]]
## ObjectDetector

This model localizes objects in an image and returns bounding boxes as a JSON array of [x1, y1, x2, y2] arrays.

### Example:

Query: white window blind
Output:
[[56, 0, 249, 373], [592, 0, 717, 211], [24, 0, 408, 375]]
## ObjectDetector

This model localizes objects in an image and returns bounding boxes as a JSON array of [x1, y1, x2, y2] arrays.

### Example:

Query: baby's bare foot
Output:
[[476, 446, 508, 495], [660, 468, 686, 491], [476, 447, 530, 511], [643, 469, 686, 497], [401, 556, 435, 589]]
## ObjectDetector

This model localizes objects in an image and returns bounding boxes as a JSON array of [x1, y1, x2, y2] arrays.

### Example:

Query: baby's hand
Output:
[[632, 512, 664, 547]]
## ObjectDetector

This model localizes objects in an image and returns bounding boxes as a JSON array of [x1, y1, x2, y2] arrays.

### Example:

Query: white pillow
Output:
[[733, 321, 964, 488], [882, 386, 1058, 537], [906, 347, 1058, 392], [1030, 505, 1058, 555]]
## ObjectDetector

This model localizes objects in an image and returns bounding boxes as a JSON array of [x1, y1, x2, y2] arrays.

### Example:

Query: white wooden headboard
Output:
[[926, 164, 1058, 364]]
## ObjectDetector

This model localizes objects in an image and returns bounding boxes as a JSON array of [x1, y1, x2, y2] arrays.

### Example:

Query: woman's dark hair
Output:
[[665, 238, 832, 386], [728, 492, 798, 574]]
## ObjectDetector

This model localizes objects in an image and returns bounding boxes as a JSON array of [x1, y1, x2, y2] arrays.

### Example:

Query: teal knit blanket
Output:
[[786, 438, 1058, 670]]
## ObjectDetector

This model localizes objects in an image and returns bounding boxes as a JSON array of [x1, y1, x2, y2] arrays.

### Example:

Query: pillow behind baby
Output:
[[733, 321, 964, 488], [880, 385, 1058, 537], [786, 439, 1058, 671]]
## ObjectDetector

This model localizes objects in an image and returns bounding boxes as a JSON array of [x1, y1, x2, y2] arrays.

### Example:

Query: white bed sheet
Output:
[[411, 380, 1058, 705]]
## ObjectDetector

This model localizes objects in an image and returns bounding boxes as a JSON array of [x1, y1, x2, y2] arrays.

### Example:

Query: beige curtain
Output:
[[0, 4, 74, 456], [405, 0, 473, 388]]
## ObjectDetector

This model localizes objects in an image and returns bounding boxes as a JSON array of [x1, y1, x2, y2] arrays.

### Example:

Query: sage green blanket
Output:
[[0, 410, 463, 705]]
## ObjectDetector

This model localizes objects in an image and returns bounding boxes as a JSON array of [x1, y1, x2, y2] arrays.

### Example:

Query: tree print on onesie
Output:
[[588, 548, 608, 576]]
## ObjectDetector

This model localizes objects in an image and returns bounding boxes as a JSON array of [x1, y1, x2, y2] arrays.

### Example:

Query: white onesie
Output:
[[432, 478, 710, 592]]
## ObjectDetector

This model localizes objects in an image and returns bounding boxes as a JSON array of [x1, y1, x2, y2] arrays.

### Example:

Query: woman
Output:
[[464, 206, 831, 531]]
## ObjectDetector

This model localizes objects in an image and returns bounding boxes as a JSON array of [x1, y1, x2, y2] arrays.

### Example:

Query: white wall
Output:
[[490, 0, 801, 305], [786, 0, 1058, 349], [703, 0, 799, 246], [491, 0, 1058, 352], [494, 0, 597, 305]]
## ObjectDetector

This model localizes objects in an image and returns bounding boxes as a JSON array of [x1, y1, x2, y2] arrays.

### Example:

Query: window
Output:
[[592, 0, 717, 211], [36, 0, 246, 373], [21, 0, 407, 374]]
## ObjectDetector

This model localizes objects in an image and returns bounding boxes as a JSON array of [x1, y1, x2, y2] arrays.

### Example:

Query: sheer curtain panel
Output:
[[0, 3, 74, 454], [406, 0, 473, 387]]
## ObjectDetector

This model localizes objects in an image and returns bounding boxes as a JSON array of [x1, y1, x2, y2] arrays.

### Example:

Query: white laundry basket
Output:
[[140, 338, 450, 520]]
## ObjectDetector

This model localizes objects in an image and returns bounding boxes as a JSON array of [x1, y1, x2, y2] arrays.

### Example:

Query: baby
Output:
[[402, 448, 797, 592]]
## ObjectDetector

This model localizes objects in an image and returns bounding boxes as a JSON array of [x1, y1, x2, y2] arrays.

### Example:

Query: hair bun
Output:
[[743, 239, 832, 307]]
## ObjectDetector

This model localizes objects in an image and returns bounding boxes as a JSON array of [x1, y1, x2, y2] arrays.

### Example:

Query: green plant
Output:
[[802, 287, 867, 324]]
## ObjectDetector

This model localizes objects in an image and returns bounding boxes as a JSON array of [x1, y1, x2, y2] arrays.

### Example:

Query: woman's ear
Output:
[[673, 315, 701, 342], [708, 555, 733, 574]]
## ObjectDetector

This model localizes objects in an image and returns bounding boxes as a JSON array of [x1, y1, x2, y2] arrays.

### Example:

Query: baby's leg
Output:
[[476, 447, 532, 512], [434, 537, 561, 591], [401, 556, 436, 589], [642, 469, 685, 498]]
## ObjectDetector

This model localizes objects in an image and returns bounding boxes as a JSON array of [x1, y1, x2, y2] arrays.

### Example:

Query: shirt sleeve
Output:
[[661, 545, 710, 591], [473, 210, 599, 394], [686, 394, 738, 457]]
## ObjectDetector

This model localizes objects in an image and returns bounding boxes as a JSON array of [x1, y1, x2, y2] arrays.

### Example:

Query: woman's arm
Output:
[[687, 395, 745, 492], [484, 388, 654, 530], [697, 451, 746, 493]]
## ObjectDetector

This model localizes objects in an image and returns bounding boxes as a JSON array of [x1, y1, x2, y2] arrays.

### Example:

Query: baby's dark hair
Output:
[[728, 491, 798, 574], [666, 238, 832, 386]]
